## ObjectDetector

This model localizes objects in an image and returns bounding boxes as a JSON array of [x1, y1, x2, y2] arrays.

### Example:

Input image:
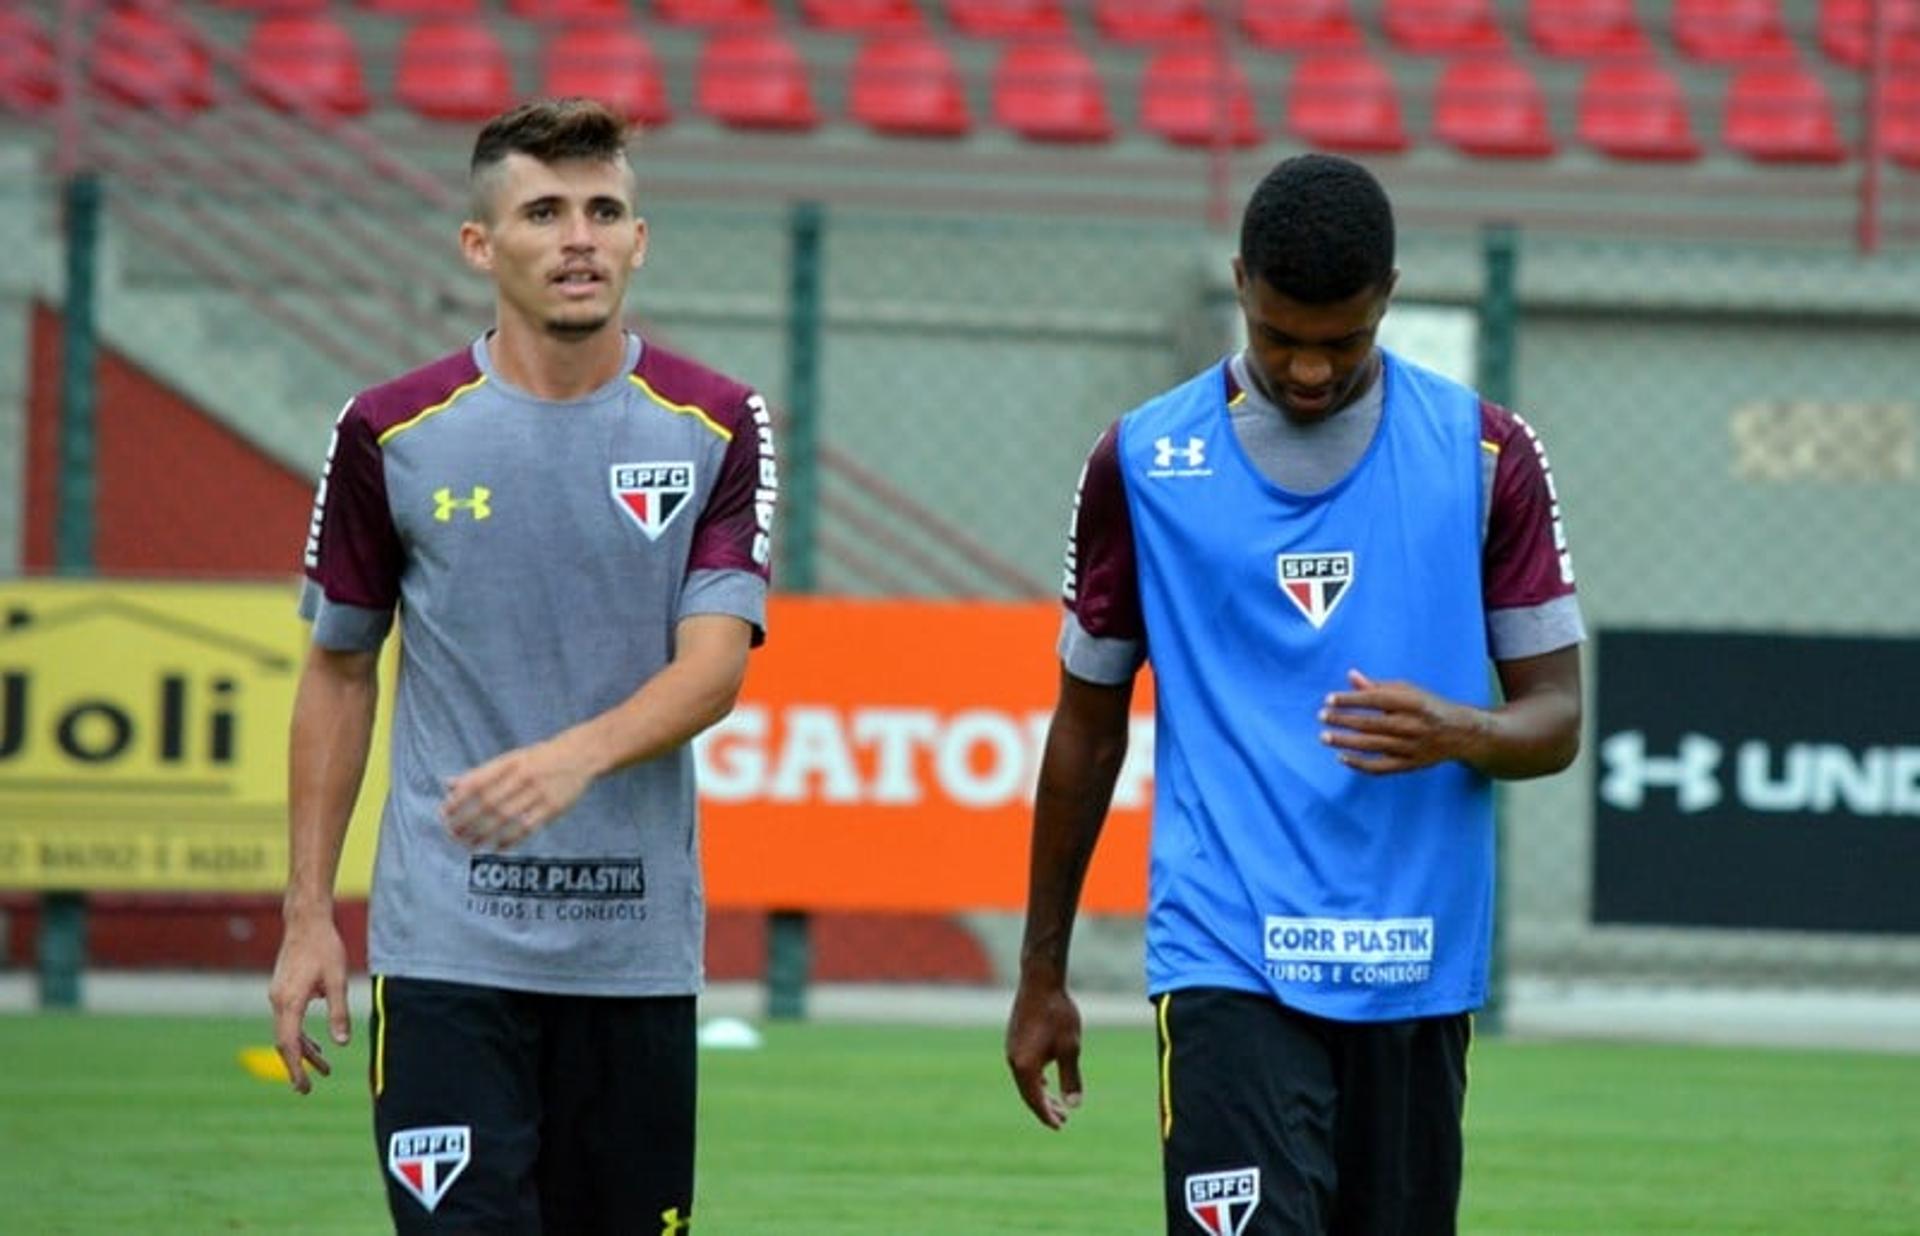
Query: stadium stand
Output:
[[654, 0, 776, 27], [1525, 0, 1650, 58], [1432, 55, 1556, 159], [393, 17, 515, 120], [943, 0, 1069, 38], [358, 0, 481, 16], [1818, 0, 1920, 68], [1576, 59, 1704, 161], [1093, 0, 1212, 45], [0, 8, 59, 114], [1239, 0, 1364, 51], [848, 33, 971, 136], [1882, 74, 1920, 168], [1382, 0, 1506, 55], [93, 3, 215, 112], [243, 12, 371, 115], [1286, 51, 1411, 152], [541, 24, 672, 126], [1673, 0, 1797, 62], [214, 0, 330, 12], [6, 0, 1917, 224], [696, 26, 820, 129], [800, 0, 925, 35], [1138, 45, 1261, 147], [507, 0, 631, 19], [1722, 60, 1848, 162], [989, 38, 1114, 143]]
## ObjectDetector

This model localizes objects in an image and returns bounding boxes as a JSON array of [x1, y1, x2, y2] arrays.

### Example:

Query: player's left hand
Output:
[[1319, 668, 1488, 775], [441, 739, 594, 850]]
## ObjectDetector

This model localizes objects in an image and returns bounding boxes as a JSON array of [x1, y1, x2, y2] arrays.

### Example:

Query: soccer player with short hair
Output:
[[269, 97, 776, 1233], [1006, 154, 1584, 1235]]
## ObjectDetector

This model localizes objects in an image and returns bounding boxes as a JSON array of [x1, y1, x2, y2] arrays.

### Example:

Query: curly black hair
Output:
[[1239, 154, 1395, 304]]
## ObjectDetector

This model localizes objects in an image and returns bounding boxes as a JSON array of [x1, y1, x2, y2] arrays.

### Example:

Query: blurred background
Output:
[[1, 0, 1917, 1048]]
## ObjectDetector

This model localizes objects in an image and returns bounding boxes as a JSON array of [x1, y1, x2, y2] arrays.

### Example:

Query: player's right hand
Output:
[[1005, 980, 1085, 1130], [268, 916, 351, 1096]]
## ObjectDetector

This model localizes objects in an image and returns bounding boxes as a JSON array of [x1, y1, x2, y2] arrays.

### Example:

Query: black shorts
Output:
[[370, 975, 696, 1235], [1156, 987, 1471, 1236]]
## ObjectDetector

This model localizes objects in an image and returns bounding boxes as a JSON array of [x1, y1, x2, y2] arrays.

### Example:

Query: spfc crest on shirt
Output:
[[388, 1125, 471, 1213], [1185, 1167, 1260, 1235], [611, 462, 696, 540], [1277, 551, 1354, 630]]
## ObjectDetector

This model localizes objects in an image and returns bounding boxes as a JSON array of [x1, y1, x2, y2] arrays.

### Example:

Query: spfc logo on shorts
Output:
[[1277, 552, 1355, 630], [388, 1125, 471, 1213], [1185, 1167, 1260, 1235], [611, 462, 696, 540]]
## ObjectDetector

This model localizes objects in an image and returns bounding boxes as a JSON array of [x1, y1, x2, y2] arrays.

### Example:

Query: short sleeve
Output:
[[301, 399, 403, 643]]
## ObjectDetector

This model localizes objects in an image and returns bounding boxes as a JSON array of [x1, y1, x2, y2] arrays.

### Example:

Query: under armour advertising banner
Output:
[[1591, 629, 1920, 934]]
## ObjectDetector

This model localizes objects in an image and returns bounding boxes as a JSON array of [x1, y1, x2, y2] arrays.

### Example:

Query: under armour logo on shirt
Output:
[[433, 486, 492, 522], [1155, 435, 1206, 469]]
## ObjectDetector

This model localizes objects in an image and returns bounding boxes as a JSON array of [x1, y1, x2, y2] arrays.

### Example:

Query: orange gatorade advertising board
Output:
[[0, 581, 1155, 910], [698, 597, 1155, 912]]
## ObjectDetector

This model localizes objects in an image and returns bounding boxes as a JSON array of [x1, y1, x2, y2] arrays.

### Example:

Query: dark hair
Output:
[[1238, 154, 1395, 304], [469, 98, 631, 217]]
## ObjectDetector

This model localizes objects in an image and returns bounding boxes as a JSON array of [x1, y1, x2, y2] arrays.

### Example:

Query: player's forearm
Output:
[[1018, 709, 1131, 984], [284, 655, 379, 922], [1458, 686, 1581, 780], [558, 621, 750, 780]]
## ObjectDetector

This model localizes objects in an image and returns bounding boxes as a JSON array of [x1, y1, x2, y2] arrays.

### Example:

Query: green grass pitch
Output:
[[0, 1014, 1914, 1233]]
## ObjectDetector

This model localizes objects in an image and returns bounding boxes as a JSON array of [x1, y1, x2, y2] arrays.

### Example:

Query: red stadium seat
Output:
[[1673, 0, 1796, 63], [1095, 0, 1212, 44], [394, 19, 514, 122], [510, 0, 631, 19], [214, 0, 329, 13], [1240, 0, 1363, 51], [1286, 53, 1409, 152], [848, 34, 971, 136], [1817, 0, 1920, 69], [1139, 47, 1260, 147], [92, 4, 215, 113], [802, 0, 923, 33], [1576, 61, 1702, 161], [1432, 57, 1555, 157], [654, 0, 775, 26], [358, 0, 480, 15], [245, 14, 370, 117], [945, 0, 1068, 38], [991, 40, 1113, 143], [0, 10, 58, 114], [1526, 0, 1647, 58], [1880, 75, 1920, 167], [1383, 0, 1505, 55], [696, 28, 819, 129], [1722, 63, 1847, 163], [543, 26, 671, 126]]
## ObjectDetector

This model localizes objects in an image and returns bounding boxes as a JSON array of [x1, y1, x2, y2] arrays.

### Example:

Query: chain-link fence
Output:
[[4, 0, 1920, 1021]]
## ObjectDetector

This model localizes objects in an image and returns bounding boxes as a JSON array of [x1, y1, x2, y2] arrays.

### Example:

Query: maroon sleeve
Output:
[[687, 390, 776, 582], [1481, 400, 1577, 611], [302, 400, 403, 610], [1064, 422, 1144, 640]]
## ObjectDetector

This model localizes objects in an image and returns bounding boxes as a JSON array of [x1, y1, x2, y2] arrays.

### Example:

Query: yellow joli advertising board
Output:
[[0, 578, 389, 894]]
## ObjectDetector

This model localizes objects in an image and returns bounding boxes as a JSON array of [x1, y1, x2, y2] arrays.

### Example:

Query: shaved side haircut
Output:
[[468, 97, 633, 222]]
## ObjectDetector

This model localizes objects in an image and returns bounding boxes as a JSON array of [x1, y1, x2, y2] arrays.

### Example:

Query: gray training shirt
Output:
[[300, 332, 776, 997]]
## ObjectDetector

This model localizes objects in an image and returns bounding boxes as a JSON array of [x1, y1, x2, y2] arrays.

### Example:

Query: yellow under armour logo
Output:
[[432, 485, 491, 521], [660, 1206, 692, 1234]]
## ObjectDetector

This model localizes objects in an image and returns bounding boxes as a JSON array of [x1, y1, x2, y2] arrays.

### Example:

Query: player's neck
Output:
[[486, 319, 629, 402]]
